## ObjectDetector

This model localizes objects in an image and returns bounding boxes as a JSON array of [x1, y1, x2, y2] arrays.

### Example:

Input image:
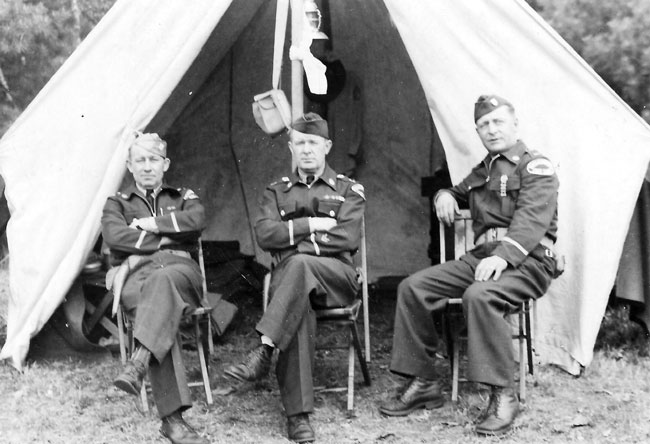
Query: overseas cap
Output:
[[291, 112, 329, 139], [474, 94, 514, 122], [131, 132, 167, 157]]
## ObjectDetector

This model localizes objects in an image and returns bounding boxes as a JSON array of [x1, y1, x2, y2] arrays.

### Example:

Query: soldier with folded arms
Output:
[[102, 132, 208, 444], [224, 113, 366, 443]]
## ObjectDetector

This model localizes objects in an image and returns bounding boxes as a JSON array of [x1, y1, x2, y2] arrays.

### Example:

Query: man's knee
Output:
[[463, 284, 501, 314], [281, 254, 311, 273]]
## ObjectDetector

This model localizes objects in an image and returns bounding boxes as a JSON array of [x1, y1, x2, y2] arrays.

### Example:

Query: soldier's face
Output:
[[289, 131, 332, 175], [476, 106, 519, 154], [127, 145, 170, 189]]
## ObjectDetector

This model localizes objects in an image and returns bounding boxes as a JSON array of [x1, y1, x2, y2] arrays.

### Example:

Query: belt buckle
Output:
[[544, 248, 554, 258], [487, 228, 498, 242]]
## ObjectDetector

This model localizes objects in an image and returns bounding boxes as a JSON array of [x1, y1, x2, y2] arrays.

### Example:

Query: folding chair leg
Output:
[[346, 339, 355, 412], [350, 324, 371, 385], [194, 317, 213, 405], [207, 318, 214, 356], [518, 310, 526, 403], [451, 335, 460, 402], [140, 381, 149, 413], [116, 307, 127, 365], [525, 306, 534, 375]]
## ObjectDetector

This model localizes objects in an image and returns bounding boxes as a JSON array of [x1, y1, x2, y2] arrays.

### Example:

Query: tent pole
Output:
[[290, 0, 304, 119]]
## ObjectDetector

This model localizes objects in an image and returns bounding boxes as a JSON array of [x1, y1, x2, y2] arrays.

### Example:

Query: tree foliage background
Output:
[[529, 0, 650, 115], [0, 0, 649, 137], [0, 0, 116, 134]]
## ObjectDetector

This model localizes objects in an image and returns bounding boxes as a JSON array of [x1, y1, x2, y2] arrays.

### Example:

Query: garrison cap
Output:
[[474, 94, 514, 122], [291, 112, 329, 139], [131, 132, 167, 158]]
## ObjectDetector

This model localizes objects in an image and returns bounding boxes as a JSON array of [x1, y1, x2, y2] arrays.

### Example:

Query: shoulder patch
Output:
[[526, 158, 555, 176], [183, 189, 199, 200], [351, 183, 366, 200]]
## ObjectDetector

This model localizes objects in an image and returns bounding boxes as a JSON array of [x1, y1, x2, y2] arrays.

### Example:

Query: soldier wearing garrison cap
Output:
[[224, 113, 365, 443], [380, 95, 560, 436], [102, 132, 209, 444]]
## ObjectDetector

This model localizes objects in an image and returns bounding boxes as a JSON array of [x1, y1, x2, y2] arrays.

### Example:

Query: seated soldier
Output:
[[379, 95, 560, 436], [102, 132, 209, 444], [224, 113, 366, 443]]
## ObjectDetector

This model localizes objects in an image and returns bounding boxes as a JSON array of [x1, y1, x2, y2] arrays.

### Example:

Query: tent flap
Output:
[[1, 0, 650, 373]]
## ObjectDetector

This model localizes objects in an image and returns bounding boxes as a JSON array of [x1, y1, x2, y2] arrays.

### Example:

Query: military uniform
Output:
[[390, 140, 559, 388], [101, 181, 206, 418], [254, 164, 365, 416]]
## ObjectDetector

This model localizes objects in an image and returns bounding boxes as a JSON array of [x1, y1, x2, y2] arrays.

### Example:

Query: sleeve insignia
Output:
[[526, 158, 555, 176], [351, 183, 366, 200], [321, 233, 330, 243], [183, 189, 199, 200]]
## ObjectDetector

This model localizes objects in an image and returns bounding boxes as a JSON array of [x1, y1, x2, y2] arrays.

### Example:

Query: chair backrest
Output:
[[261, 215, 370, 362], [439, 209, 473, 263], [358, 215, 370, 361], [197, 237, 209, 300]]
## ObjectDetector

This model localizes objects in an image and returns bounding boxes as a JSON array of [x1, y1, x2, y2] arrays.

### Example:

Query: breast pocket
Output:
[[278, 202, 297, 220], [488, 175, 520, 216], [317, 199, 342, 218]]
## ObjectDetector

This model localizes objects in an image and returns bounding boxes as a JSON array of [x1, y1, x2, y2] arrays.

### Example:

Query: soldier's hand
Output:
[[475, 255, 508, 281], [159, 236, 174, 246], [309, 217, 337, 232], [435, 191, 460, 226], [132, 216, 159, 233]]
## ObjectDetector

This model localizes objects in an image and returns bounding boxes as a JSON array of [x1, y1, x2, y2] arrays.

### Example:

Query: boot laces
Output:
[[401, 378, 431, 402]]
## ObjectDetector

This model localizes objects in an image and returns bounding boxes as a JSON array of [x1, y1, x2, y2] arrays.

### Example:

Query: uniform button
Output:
[[329, 210, 335, 217], [280, 210, 285, 216]]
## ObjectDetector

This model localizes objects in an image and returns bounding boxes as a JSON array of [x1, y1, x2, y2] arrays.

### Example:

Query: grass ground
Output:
[[1, 269, 650, 444]]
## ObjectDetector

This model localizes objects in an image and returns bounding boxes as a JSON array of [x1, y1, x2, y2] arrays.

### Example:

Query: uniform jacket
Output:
[[255, 164, 366, 265], [101, 181, 206, 262], [441, 141, 558, 267]]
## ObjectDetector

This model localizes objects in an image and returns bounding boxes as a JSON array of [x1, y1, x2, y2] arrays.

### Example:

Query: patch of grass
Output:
[[1, 277, 650, 443]]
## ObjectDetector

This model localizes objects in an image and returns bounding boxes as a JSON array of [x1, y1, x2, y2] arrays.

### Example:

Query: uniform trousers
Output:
[[256, 254, 358, 416], [390, 244, 555, 388], [121, 251, 203, 418]]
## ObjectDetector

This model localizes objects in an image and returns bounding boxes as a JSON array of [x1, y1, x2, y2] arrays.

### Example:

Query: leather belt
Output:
[[474, 227, 508, 244], [475, 228, 555, 252]]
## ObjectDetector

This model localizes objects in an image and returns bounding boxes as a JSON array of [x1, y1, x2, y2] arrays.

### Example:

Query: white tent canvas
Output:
[[1, 0, 649, 373]]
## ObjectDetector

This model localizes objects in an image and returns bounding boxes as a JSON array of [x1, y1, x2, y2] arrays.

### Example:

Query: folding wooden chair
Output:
[[262, 216, 371, 413], [114, 237, 214, 412], [439, 210, 534, 403]]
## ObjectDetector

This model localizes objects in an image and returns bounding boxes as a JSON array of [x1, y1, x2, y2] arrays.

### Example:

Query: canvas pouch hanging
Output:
[[252, 89, 291, 135], [252, 0, 291, 135]]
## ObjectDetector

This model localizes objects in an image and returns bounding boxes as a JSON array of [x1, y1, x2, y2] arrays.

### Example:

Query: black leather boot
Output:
[[224, 344, 273, 382], [378, 377, 444, 416], [287, 413, 315, 443], [475, 385, 519, 436], [113, 361, 146, 396]]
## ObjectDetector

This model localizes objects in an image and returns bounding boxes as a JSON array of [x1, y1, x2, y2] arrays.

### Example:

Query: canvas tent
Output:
[[1, 0, 650, 373]]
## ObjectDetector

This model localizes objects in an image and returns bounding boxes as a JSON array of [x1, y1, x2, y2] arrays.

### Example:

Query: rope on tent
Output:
[[227, 50, 259, 261]]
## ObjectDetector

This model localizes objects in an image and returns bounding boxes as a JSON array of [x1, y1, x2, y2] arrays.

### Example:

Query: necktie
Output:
[[145, 189, 155, 209], [306, 175, 315, 185]]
